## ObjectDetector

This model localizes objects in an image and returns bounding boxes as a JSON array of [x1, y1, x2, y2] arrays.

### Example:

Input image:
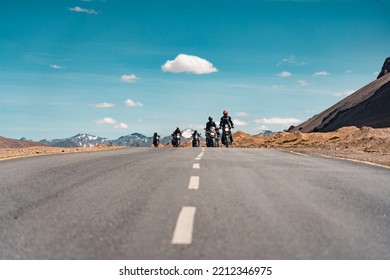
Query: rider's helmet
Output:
[[154, 132, 157, 135], [223, 110, 228, 116], [208, 116, 213, 122], [194, 130, 198, 133]]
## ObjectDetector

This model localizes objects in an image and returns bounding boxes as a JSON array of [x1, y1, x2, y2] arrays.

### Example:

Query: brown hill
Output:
[[0, 136, 46, 149], [289, 74, 390, 133], [232, 127, 390, 166]]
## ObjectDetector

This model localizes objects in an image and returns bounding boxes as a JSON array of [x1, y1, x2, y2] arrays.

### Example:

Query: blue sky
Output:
[[1, 0, 389, 140]]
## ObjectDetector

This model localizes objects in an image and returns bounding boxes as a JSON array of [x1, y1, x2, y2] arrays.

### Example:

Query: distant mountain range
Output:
[[37, 128, 207, 148], [39, 133, 111, 148], [250, 130, 275, 136]]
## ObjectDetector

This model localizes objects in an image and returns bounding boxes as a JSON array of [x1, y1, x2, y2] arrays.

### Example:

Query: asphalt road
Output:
[[0, 148, 389, 259]]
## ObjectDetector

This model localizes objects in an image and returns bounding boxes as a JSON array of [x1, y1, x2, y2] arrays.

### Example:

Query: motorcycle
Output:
[[171, 133, 181, 147], [192, 133, 200, 147], [205, 126, 219, 147], [153, 135, 160, 147], [221, 124, 232, 147]]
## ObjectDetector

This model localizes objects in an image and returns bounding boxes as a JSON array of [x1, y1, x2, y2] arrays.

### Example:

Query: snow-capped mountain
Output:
[[181, 128, 196, 139], [111, 133, 152, 147], [39, 129, 205, 148], [250, 130, 275, 136], [40, 133, 111, 147]]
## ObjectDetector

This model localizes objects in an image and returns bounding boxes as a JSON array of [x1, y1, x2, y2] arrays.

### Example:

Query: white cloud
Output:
[[277, 55, 308, 67], [345, 70, 352, 74], [69, 6, 98, 14], [277, 71, 292, 78], [125, 99, 143, 107], [254, 117, 301, 125], [233, 119, 248, 126], [115, 122, 129, 129], [313, 71, 330, 76], [235, 112, 248, 117], [373, 71, 380, 75], [121, 74, 139, 83], [94, 102, 115, 108], [96, 117, 117, 125], [272, 85, 286, 89], [96, 117, 128, 129], [297, 80, 308, 87], [49, 64, 62, 69], [161, 54, 218, 74]]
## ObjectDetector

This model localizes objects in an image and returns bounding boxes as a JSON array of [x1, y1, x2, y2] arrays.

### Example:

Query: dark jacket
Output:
[[205, 121, 217, 130], [219, 116, 234, 128], [172, 128, 181, 136], [192, 132, 201, 138]]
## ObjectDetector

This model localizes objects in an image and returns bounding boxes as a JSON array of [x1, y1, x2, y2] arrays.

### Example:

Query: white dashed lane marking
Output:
[[170, 149, 204, 245], [171, 207, 196, 245], [188, 176, 200, 190]]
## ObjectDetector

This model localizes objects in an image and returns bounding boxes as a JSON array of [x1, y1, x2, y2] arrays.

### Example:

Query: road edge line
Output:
[[286, 150, 390, 170]]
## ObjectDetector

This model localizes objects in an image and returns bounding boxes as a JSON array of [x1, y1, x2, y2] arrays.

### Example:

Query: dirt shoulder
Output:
[[281, 147, 390, 168], [233, 126, 390, 167], [0, 145, 126, 160]]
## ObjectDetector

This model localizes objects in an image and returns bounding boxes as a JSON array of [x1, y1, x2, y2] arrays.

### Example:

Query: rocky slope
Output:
[[0, 136, 46, 149], [290, 74, 390, 133], [290, 57, 390, 133], [377, 57, 390, 79]]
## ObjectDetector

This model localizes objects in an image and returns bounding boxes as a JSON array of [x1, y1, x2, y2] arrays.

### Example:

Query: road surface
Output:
[[0, 148, 389, 259]]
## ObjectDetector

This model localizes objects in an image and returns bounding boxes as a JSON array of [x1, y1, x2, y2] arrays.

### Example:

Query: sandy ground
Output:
[[0, 145, 126, 160], [233, 126, 390, 167], [1, 126, 389, 167]]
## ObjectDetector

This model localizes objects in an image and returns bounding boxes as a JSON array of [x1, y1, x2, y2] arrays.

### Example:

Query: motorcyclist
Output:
[[205, 116, 219, 144], [172, 127, 181, 137], [206, 116, 217, 131], [219, 110, 234, 143], [171, 127, 182, 146], [153, 132, 160, 147], [192, 130, 201, 147], [192, 130, 201, 138]]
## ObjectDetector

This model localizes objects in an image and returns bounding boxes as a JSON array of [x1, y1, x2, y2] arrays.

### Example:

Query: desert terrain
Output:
[[0, 141, 125, 160], [233, 126, 390, 167], [1, 127, 389, 168]]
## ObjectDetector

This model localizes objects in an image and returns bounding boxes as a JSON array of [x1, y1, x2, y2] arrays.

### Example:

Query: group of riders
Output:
[[152, 110, 235, 148]]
